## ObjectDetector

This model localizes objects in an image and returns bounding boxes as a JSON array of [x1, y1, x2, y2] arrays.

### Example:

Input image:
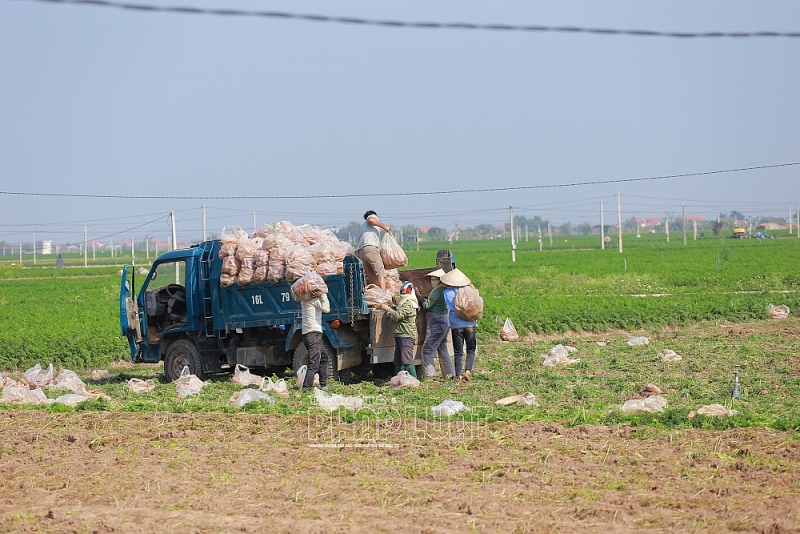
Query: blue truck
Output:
[[120, 240, 454, 383]]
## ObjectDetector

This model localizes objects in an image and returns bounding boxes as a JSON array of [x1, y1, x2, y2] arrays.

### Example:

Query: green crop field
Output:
[[0, 275, 129, 370], [2, 232, 799, 369], [406, 232, 800, 335], [1, 233, 799, 431]]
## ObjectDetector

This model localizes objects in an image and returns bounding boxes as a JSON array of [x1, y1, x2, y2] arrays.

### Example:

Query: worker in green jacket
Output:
[[418, 269, 455, 379], [380, 281, 419, 378]]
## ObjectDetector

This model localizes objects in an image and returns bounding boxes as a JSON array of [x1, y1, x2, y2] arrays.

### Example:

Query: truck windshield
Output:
[[148, 261, 186, 291]]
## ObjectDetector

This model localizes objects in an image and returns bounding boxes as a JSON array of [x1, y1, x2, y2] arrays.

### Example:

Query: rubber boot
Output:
[[404, 365, 417, 379], [394, 365, 402, 376]]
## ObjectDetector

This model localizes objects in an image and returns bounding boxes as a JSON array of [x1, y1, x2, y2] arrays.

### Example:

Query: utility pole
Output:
[[509, 205, 516, 262], [203, 204, 207, 241], [131, 238, 135, 267], [790, 206, 793, 235], [666, 218, 670, 242], [32, 231, 36, 265], [92, 241, 96, 261], [146, 238, 150, 261], [693, 218, 697, 240], [416, 229, 419, 252], [682, 205, 687, 245], [636, 215, 640, 238], [617, 191, 622, 253], [171, 211, 179, 284], [548, 214, 553, 247], [525, 225, 528, 242], [538, 226, 542, 252], [84, 225, 88, 267], [600, 201, 605, 250]]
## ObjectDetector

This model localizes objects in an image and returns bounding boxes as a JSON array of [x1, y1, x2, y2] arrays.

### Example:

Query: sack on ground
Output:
[[379, 233, 408, 270], [52, 370, 87, 394], [768, 304, 790, 319], [261, 376, 289, 398], [659, 348, 682, 362], [621, 395, 667, 413], [0, 374, 17, 388], [431, 399, 469, 416], [296, 365, 320, 388], [454, 286, 484, 321], [175, 366, 204, 398], [499, 317, 519, 342], [23, 363, 53, 389], [627, 335, 649, 346], [314, 387, 363, 412], [697, 404, 738, 417], [232, 364, 264, 388], [90, 370, 111, 381], [390, 371, 420, 389], [229, 389, 275, 407], [541, 344, 580, 367], [1, 384, 51, 404], [126, 378, 156, 393], [54, 393, 92, 407], [496, 392, 540, 407], [290, 270, 328, 302]]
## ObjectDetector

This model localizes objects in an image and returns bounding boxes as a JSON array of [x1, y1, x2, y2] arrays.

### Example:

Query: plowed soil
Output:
[[1, 412, 798, 533]]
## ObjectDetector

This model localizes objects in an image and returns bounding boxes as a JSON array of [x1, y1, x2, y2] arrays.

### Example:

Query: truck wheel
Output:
[[293, 337, 340, 383], [164, 339, 205, 383]]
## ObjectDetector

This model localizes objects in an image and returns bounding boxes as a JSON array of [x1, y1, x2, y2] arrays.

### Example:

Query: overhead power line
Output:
[[1, 162, 797, 201], [9, 0, 800, 39]]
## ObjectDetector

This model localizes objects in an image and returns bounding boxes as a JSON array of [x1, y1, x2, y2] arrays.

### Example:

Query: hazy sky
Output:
[[1, 0, 799, 245]]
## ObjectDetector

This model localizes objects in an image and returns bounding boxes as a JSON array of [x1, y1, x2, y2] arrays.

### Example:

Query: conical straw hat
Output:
[[440, 268, 470, 287], [424, 268, 446, 279]]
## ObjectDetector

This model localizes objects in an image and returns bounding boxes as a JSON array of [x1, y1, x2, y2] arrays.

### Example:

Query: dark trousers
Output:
[[394, 337, 415, 366], [302, 331, 330, 388], [452, 326, 477, 375]]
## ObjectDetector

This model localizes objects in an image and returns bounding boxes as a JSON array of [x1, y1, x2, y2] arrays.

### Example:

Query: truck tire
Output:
[[164, 339, 205, 383], [293, 336, 341, 383]]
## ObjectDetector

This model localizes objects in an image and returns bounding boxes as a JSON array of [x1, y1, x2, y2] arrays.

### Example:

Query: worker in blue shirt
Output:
[[441, 268, 477, 382]]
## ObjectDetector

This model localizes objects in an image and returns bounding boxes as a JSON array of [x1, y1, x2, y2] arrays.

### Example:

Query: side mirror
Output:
[[151, 271, 158, 281]]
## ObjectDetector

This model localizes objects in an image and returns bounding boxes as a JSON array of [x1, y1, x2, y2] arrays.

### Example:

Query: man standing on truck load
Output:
[[418, 269, 455, 379], [356, 210, 391, 291], [380, 281, 419, 378], [301, 290, 331, 390], [441, 268, 477, 382]]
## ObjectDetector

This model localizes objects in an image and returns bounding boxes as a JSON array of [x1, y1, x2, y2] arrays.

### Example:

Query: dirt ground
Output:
[[1, 412, 798, 533]]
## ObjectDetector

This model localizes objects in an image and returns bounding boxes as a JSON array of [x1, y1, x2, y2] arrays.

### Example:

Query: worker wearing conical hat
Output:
[[441, 269, 477, 382]]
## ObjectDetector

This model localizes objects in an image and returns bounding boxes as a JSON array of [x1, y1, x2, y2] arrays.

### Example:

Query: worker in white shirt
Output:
[[301, 291, 331, 390]]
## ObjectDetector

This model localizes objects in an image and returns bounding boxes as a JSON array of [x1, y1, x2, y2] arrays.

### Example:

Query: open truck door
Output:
[[119, 264, 143, 361]]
